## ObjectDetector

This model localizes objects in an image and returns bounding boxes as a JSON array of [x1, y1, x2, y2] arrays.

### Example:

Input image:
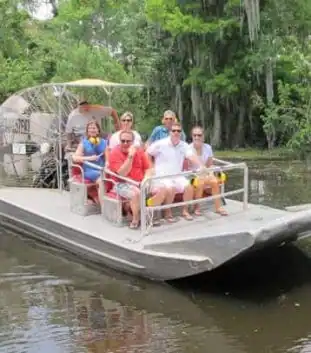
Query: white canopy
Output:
[[56, 78, 145, 89]]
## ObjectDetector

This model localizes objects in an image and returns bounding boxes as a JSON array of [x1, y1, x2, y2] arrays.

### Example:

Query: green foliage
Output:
[[2, 0, 311, 156]]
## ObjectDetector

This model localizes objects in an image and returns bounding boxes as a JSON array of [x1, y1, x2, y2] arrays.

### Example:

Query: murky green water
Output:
[[1, 160, 311, 353]]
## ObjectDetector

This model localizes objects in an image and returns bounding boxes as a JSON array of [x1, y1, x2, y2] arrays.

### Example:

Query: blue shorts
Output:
[[84, 169, 100, 182]]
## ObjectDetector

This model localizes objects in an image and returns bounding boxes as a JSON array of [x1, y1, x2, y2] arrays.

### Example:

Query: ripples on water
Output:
[[1, 161, 311, 353]]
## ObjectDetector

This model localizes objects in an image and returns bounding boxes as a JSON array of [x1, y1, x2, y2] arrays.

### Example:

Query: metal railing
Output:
[[102, 167, 140, 188], [69, 161, 115, 205], [100, 167, 140, 209], [139, 162, 249, 235], [69, 160, 248, 237]]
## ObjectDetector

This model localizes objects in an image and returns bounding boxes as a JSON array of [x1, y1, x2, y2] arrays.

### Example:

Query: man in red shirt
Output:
[[108, 131, 167, 229]]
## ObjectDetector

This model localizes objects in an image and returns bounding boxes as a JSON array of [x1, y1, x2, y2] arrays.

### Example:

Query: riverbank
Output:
[[215, 148, 295, 161]]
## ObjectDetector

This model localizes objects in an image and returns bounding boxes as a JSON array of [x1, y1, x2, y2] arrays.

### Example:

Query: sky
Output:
[[31, 2, 53, 20]]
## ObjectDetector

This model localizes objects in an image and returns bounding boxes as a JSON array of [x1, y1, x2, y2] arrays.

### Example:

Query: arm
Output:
[[144, 142, 159, 176], [66, 133, 74, 150], [92, 106, 119, 131], [117, 155, 134, 177], [206, 157, 213, 168], [184, 144, 204, 169], [142, 151, 153, 179], [72, 143, 97, 163], [187, 153, 204, 169], [110, 108, 120, 130], [145, 126, 159, 149], [109, 146, 136, 177], [105, 147, 110, 166], [205, 145, 214, 168], [146, 139, 159, 158], [146, 153, 154, 169]]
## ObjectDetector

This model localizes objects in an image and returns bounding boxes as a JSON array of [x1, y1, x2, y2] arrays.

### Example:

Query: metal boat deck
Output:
[[0, 187, 287, 242], [1, 187, 311, 281]]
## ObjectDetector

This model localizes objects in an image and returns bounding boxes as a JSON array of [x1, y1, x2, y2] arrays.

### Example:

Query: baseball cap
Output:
[[78, 98, 88, 106]]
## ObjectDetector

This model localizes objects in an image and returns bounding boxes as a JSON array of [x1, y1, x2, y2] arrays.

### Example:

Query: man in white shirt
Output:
[[146, 122, 204, 221], [65, 100, 118, 150]]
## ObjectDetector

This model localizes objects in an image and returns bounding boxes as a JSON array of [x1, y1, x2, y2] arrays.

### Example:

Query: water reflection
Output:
[[227, 160, 311, 208], [74, 291, 153, 353], [1, 161, 311, 353]]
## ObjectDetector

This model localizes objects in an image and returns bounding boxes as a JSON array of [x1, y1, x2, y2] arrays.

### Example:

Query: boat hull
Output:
[[1, 188, 311, 281]]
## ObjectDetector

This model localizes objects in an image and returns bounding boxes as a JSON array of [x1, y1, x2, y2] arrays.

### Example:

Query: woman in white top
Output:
[[109, 111, 142, 149], [189, 126, 227, 216]]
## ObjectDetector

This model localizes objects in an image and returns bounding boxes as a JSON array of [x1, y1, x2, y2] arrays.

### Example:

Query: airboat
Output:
[[1, 78, 311, 281]]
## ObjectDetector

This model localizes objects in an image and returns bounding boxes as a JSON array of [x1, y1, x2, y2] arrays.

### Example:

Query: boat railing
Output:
[[139, 161, 249, 235], [212, 157, 232, 166], [101, 161, 248, 235], [82, 162, 123, 190], [102, 167, 140, 187]]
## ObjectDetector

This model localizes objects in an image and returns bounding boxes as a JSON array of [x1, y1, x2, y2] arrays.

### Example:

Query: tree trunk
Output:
[[234, 104, 245, 147], [211, 100, 221, 148]]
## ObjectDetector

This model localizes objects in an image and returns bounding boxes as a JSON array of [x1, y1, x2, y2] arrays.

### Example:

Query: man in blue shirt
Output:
[[146, 110, 186, 147]]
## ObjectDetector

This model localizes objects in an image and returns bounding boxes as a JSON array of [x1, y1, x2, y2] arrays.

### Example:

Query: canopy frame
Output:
[[52, 78, 145, 191], [45, 78, 145, 102]]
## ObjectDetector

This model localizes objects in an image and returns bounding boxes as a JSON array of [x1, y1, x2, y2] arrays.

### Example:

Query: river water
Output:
[[1, 160, 311, 353]]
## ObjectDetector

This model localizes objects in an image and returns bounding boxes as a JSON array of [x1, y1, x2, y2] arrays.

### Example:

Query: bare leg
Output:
[[163, 187, 176, 222], [129, 190, 141, 227], [94, 177, 102, 205], [206, 177, 228, 215], [148, 187, 166, 206], [147, 187, 167, 226], [193, 177, 205, 215], [182, 185, 194, 220]]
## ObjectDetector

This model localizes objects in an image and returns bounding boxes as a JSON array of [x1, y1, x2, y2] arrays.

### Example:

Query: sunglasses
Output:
[[171, 129, 181, 133], [193, 134, 202, 137], [121, 118, 132, 122], [121, 139, 132, 144]]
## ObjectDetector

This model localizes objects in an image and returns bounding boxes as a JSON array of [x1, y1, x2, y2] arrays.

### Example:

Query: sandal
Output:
[[216, 208, 228, 216], [152, 219, 161, 227], [182, 213, 194, 221], [165, 216, 178, 224], [87, 196, 99, 205], [194, 209, 202, 216], [129, 221, 140, 229]]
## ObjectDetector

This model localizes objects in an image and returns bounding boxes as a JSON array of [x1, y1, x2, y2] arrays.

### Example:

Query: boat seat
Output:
[[68, 161, 101, 216], [101, 162, 227, 225], [101, 187, 129, 227], [173, 160, 226, 206]]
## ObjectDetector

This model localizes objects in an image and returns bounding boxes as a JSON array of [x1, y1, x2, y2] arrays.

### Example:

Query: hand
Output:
[[65, 144, 73, 152], [197, 165, 208, 175], [128, 145, 136, 157], [198, 166, 213, 178], [88, 155, 98, 162], [145, 168, 154, 178]]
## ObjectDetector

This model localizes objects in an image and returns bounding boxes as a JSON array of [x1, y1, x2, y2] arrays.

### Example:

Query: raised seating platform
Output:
[[69, 160, 226, 225]]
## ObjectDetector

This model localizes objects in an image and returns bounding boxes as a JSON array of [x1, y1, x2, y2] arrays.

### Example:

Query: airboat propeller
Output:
[[0, 78, 144, 189]]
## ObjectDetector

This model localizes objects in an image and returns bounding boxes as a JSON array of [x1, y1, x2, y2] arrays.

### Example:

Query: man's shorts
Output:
[[114, 183, 140, 199], [151, 176, 190, 194]]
